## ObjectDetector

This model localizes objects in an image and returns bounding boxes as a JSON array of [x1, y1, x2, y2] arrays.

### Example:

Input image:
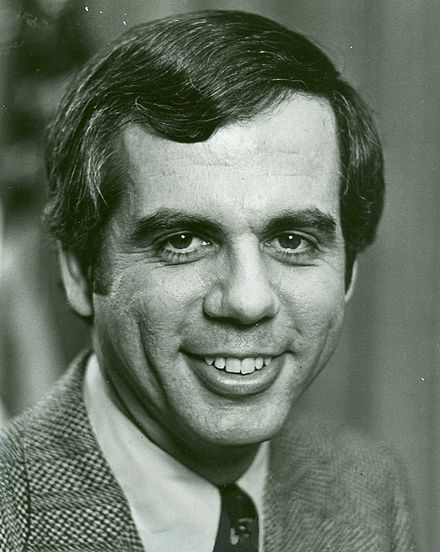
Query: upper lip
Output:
[[185, 351, 284, 359]]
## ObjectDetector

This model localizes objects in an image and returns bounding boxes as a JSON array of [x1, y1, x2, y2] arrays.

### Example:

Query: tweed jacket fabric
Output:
[[0, 353, 416, 552]]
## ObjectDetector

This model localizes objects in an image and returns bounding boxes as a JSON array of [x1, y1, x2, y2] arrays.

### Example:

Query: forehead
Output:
[[115, 95, 340, 221]]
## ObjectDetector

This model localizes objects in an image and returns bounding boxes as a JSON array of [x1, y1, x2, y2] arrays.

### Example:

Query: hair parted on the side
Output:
[[45, 10, 384, 283]]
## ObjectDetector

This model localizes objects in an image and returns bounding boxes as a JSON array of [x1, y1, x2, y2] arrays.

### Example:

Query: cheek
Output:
[[95, 264, 207, 350], [279, 267, 346, 339]]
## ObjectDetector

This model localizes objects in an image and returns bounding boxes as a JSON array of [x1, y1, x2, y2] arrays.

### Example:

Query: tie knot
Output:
[[215, 483, 259, 551], [220, 483, 257, 524]]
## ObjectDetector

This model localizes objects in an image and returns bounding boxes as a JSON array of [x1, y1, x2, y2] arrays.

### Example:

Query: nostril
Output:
[[221, 286, 280, 325], [203, 282, 280, 326], [203, 250, 280, 324]]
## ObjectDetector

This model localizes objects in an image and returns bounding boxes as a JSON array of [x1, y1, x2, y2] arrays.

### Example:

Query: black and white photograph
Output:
[[0, 1, 438, 550]]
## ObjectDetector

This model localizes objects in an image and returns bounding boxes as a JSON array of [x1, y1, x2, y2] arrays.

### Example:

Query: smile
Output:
[[185, 352, 285, 398], [203, 356, 272, 375]]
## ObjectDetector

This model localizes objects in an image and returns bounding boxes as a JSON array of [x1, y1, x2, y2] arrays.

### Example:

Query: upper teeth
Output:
[[203, 356, 272, 374]]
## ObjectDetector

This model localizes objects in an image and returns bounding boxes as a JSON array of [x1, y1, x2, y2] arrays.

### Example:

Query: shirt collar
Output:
[[83, 353, 268, 552]]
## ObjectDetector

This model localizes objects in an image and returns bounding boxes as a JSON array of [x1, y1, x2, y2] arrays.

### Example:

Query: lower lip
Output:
[[185, 353, 285, 398]]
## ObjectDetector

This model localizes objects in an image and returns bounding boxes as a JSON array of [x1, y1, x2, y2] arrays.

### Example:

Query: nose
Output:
[[203, 242, 280, 326]]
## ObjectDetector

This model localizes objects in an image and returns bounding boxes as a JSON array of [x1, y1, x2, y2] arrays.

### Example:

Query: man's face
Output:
[[91, 96, 347, 454]]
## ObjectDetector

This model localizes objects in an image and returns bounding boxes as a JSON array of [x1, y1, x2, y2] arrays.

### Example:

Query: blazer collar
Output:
[[20, 352, 376, 551], [22, 351, 144, 551]]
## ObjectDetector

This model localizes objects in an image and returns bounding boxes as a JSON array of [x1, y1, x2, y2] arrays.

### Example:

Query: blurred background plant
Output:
[[0, 0, 91, 423]]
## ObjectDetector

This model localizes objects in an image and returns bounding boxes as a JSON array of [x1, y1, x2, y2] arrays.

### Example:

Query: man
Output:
[[0, 10, 415, 551]]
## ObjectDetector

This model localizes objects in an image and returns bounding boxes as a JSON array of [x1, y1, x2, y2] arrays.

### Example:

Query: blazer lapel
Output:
[[263, 416, 392, 552], [22, 353, 144, 552]]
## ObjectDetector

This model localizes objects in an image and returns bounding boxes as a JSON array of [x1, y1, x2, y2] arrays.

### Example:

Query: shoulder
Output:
[[1, 351, 90, 453], [0, 415, 29, 546], [269, 414, 416, 548], [273, 414, 406, 484], [0, 352, 90, 546]]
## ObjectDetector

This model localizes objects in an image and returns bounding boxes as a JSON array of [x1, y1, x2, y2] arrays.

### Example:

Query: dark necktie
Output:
[[212, 483, 259, 552]]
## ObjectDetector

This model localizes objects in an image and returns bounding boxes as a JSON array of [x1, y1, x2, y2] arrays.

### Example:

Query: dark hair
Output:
[[45, 10, 384, 285]]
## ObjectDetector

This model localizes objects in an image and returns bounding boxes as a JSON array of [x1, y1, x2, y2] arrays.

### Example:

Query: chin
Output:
[[196, 414, 288, 448]]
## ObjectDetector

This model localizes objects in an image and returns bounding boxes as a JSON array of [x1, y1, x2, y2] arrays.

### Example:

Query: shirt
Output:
[[83, 354, 268, 552]]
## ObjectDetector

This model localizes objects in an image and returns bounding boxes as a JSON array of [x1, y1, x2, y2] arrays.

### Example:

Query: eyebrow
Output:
[[264, 208, 338, 243], [128, 210, 224, 245], [127, 207, 338, 245]]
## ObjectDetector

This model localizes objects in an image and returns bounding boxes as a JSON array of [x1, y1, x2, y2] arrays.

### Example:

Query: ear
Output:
[[344, 259, 358, 303], [58, 247, 93, 317]]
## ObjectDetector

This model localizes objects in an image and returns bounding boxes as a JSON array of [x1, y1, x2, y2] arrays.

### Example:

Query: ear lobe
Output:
[[345, 259, 358, 303], [58, 247, 93, 317]]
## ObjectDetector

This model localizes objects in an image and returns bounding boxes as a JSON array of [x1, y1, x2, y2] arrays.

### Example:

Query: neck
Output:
[[103, 366, 260, 485], [172, 439, 261, 486], [119, 389, 260, 484]]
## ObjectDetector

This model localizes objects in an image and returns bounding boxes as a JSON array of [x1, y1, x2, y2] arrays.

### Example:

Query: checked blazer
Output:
[[0, 353, 416, 551]]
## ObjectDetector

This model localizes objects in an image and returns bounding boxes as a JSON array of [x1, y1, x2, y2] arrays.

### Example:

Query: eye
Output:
[[166, 233, 203, 251], [156, 232, 212, 261], [276, 233, 304, 250], [264, 231, 318, 262]]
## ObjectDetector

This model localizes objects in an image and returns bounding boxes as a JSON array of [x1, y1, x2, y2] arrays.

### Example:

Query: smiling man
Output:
[[0, 10, 415, 552]]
